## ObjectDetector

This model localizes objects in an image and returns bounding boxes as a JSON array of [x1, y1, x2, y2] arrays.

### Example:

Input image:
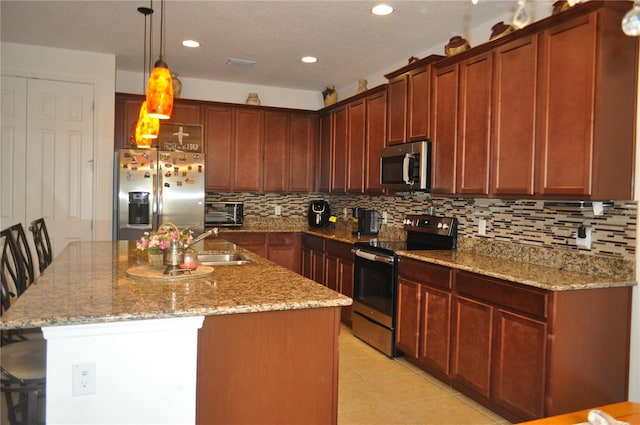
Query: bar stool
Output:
[[9, 223, 35, 290], [28, 218, 52, 274], [1, 229, 47, 424]]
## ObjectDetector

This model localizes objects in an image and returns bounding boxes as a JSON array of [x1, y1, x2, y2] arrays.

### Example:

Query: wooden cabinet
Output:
[[114, 93, 201, 149], [301, 234, 324, 284], [396, 257, 631, 423], [319, 86, 388, 194], [430, 64, 458, 194], [203, 105, 234, 191], [364, 89, 386, 194], [385, 55, 443, 145], [491, 35, 537, 196], [264, 111, 318, 193], [223, 232, 300, 273], [535, 5, 636, 199], [456, 52, 492, 195], [288, 113, 318, 192], [397, 258, 453, 380], [233, 108, 263, 192], [324, 240, 354, 325], [266, 232, 300, 274], [346, 100, 365, 193]]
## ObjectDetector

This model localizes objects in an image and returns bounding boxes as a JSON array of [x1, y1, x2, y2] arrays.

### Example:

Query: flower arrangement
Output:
[[136, 223, 193, 254]]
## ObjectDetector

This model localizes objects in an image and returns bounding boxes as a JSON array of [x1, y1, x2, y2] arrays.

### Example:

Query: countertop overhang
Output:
[[0, 240, 351, 330]]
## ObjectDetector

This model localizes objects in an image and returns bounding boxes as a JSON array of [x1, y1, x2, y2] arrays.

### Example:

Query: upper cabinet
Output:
[[385, 55, 444, 146], [318, 85, 388, 194], [429, 1, 638, 200]]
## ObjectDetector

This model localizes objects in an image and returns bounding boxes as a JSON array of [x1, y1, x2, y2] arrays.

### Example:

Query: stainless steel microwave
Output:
[[380, 140, 431, 191], [205, 201, 244, 227]]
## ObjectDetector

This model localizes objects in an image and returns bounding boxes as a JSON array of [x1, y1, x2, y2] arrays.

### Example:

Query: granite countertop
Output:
[[399, 250, 636, 291], [0, 240, 352, 330]]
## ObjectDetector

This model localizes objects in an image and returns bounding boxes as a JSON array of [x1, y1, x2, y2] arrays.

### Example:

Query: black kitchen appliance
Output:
[[351, 215, 457, 357], [308, 200, 331, 228], [352, 208, 380, 236]]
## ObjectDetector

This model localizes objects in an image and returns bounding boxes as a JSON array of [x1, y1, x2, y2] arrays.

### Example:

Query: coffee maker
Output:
[[308, 200, 331, 228], [352, 208, 380, 236]]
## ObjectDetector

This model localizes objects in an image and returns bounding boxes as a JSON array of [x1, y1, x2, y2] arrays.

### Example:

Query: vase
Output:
[[444, 36, 470, 57], [148, 252, 164, 267], [171, 73, 182, 98], [355, 79, 368, 95], [246, 93, 261, 105], [322, 86, 338, 107]]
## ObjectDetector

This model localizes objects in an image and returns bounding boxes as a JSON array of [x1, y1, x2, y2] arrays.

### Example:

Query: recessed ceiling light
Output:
[[182, 39, 200, 48], [301, 56, 317, 63], [371, 4, 394, 16]]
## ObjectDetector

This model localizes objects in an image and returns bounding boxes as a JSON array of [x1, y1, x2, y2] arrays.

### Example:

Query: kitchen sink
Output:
[[197, 252, 254, 266]]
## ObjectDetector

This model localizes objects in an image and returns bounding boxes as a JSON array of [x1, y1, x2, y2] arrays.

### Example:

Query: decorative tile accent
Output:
[[206, 193, 637, 267]]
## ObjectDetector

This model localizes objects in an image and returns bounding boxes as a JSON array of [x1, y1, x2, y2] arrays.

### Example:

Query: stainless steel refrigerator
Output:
[[114, 149, 205, 241]]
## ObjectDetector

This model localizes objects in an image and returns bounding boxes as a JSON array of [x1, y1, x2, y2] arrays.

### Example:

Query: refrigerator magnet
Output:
[[185, 178, 195, 184], [164, 182, 170, 188]]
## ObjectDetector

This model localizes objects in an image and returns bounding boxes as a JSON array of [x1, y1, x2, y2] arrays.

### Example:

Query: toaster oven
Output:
[[205, 202, 244, 227]]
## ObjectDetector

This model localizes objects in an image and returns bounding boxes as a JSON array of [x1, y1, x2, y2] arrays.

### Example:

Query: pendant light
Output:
[[146, 0, 173, 119], [134, 5, 159, 148]]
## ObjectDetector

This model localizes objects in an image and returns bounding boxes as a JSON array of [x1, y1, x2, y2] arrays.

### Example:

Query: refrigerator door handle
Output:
[[156, 168, 163, 224]]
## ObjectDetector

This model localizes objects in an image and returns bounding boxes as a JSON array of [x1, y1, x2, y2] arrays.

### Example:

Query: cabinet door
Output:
[[263, 111, 289, 192], [395, 278, 421, 358], [233, 108, 264, 192], [408, 66, 430, 142], [365, 90, 386, 194], [456, 52, 492, 195], [346, 100, 365, 193], [431, 64, 458, 194], [451, 295, 492, 397], [536, 13, 595, 196], [492, 35, 537, 196], [387, 75, 407, 145], [492, 310, 546, 420], [301, 247, 313, 280], [115, 97, 142, 150], [331, 107, 347, 192], [289, 113, 318, 192], [318, 113, 332, 192], [267, 233, 299, 273], [223, 232, 267, 257], [420, 285, 451, 377], [324, 255, 339, 291], [338, 258, 353, 325], [169, 103, 201, 125], [204, 106, 234, 191]]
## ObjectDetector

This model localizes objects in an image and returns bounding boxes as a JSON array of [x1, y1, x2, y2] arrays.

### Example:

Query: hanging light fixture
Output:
[[134, 5, 159, 148], [146, 0, 173, 119], [622, 1, 640, 36]]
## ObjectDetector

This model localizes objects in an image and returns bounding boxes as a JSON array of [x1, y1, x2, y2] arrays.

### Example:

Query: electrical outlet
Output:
[[382, 212, 388, 224], [72, 362, 97, 396], [478, 219, 487, 236], [274, 205, 281, 216], [343, 208, 348, 219], [576, 228, 592, 250]]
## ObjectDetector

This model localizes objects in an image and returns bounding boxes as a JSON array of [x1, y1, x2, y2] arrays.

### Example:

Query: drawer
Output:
[[302, 234, 325, 251], [268, 232, 296, 246], [398, 257, 452, 290], [325, 239, 352, 260], [455, 270, 549, 319]]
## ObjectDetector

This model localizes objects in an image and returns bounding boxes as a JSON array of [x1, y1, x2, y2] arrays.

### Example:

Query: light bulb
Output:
[[622, 1, 640, 36], [471, 0, 479, 5]]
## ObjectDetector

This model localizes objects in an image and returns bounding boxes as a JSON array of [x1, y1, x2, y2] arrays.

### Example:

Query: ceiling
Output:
[[1, 1, 556, 91]]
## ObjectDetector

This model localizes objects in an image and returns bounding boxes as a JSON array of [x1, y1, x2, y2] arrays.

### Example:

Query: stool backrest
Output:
[[1, 228, 25, 316], [29, 218, 52, 274], [9, 223, 35, 288]]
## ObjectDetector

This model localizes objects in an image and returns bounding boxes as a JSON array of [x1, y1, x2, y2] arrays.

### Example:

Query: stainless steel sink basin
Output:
[[197, 252, 254, 266]]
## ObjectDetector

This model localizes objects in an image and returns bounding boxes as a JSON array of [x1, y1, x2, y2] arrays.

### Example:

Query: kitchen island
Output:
[[0, 240, 351, 425]]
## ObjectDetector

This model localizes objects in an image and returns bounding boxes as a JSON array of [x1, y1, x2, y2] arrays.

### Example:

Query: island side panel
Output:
[[197, 307, 341, 425]]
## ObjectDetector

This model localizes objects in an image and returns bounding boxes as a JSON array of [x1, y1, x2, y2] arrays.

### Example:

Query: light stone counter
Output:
[[0, 240, 351, 330], [399, 250, 636, 291]]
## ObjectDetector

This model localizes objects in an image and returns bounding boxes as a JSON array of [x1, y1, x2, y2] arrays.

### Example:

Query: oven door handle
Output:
[[352, 249, 395, 265]]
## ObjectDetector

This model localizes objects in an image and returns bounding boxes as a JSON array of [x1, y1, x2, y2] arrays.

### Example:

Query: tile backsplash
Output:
[[207, 192, 637, 266]]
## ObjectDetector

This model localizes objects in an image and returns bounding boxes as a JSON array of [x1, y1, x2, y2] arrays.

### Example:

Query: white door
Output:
[[1, 76, 95, 260]]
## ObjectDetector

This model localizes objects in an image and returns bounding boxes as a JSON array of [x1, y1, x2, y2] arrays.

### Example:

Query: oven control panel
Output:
[[403, 215, 457, 236]]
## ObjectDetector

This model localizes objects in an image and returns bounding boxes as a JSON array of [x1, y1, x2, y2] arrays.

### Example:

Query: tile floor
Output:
[[338, 325, 512, 425]]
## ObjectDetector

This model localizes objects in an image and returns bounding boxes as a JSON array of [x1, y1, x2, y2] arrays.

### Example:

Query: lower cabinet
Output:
[[301, 234, 325, 284], [396, 256, 631, 423], [222, 232, 300, 273], [324, 240, 354, 325]]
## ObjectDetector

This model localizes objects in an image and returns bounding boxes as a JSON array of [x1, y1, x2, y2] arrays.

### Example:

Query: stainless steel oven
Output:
[[351, 215, 457, 357]]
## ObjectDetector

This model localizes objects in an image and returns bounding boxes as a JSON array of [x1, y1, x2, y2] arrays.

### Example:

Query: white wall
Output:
[[116, 70, 324, 110], [1, 42, 115, 242]]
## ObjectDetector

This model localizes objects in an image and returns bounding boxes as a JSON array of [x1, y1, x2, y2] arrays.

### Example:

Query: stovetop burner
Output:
[[355, 215, 457, 254]]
